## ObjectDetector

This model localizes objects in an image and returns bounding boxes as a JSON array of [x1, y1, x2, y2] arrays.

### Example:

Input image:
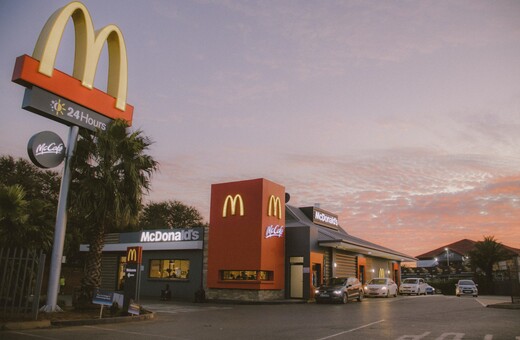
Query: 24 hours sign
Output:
[[22, 86, 112, 132]]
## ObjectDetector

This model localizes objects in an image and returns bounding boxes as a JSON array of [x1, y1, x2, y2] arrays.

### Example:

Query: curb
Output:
[[1, 320, 51, 331], [51, 311, 155, 327], [1, 311, 155, 331]]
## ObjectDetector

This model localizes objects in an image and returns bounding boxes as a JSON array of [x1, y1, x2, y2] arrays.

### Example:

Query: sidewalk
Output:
[[475, 295, 520, 309]]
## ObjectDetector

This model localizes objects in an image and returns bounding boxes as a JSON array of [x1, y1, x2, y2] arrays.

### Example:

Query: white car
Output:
[[455, 280, 478, 297], [399, 278, 427, 295], [364, 278, 398, 298]]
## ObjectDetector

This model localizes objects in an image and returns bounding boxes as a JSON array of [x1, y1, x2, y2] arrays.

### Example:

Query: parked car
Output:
[[364, 278, 398, 298], [315, 277, 364, 304], [455, 279, 478, 297], [425, 285, 435, 295], [399, 278, 427, 295]]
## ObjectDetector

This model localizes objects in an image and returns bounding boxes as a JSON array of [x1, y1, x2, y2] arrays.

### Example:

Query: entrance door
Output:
[[290, 264, 303, 298]]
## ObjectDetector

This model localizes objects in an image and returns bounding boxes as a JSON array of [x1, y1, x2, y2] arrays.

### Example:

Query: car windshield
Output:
[[403, 279, 418, 284], [328, 278, 347, 286], [458, 280, 475, 285], [369, 279, 387, 285]]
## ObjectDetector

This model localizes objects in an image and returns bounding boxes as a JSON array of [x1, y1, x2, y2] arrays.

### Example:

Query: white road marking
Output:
[[315, 319, 385, 340]]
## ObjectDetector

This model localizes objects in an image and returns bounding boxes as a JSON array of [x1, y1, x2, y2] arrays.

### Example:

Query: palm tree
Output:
[[467, 236, 510, 289], [71, 119, 157, 300]]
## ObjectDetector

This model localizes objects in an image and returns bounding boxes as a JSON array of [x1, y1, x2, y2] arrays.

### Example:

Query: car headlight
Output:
[[315, 289, 320, 294], [334, 290, 342, 295], [381, 287, 387, 291]]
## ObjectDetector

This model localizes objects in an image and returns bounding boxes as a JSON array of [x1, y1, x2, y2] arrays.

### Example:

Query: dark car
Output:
[[315, 277, 364, 304]]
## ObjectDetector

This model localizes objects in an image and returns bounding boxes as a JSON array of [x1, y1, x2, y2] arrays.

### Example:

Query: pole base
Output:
[[39, 304, 63, 313]]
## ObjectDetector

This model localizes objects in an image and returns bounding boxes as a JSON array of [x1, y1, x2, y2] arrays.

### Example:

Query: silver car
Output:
[[364, 278, 398, 298], [455, 279, 478, 297], [399, 278, 427, 295]]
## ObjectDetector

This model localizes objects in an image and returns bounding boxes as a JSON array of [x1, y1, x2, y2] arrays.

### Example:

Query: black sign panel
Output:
[[22, 86, 112, 132], [123, 246, 142, 313], [27, 131, 65, 168]]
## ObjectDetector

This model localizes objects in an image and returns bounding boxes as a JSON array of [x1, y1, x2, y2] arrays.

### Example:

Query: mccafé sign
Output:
[[27, 131, 65, 168]]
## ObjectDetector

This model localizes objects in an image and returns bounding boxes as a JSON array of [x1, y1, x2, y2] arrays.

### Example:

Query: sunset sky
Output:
[[1, 0, 519, 257]]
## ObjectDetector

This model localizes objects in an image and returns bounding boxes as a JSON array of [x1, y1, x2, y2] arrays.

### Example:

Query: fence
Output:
[[0, 248, 46, 320]]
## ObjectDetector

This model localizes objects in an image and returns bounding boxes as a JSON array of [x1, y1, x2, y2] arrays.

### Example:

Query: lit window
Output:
[[220, 270, 273, 281], [149, 259, 190, 279]]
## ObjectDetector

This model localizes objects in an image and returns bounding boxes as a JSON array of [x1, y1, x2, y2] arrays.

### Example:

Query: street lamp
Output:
[[445, 248, 450, 267]]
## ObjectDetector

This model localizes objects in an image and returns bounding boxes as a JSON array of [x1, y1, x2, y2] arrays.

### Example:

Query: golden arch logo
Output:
[[126, 246, 142, 264], [33, 1, 128, 111], [12, 1, 133, 124], [222, 194, 244, 217], [267, 195, 282, 219]]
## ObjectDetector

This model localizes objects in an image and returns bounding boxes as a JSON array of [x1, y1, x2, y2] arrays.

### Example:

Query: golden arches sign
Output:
[[222, 194, 244, 217], [267, 195, 282, 219], [33, 1, 128, 111]]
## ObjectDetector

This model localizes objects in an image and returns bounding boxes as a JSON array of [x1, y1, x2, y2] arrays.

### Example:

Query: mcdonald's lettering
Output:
[[126, 246, 142, 264], [222, 194, 244, 217], [12, 1, 133, 124], [267, 195, 282, 219]]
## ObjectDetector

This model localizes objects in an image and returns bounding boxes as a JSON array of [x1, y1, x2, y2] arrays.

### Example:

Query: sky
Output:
[[1, 0, 519, 257]]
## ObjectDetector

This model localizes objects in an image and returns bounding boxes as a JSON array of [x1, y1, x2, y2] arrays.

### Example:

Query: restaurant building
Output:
[[90, 177, 415, 302], [206, 178, 416, 302]]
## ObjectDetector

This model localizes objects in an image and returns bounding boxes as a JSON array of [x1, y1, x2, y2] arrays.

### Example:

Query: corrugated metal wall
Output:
[[100, 254, 118, 291], [334, 252, 357, 277]]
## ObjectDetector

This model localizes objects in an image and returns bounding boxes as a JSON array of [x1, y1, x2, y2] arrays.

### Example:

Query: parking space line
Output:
[[83, 325, 188, 339], [315, 319, 385, 340]]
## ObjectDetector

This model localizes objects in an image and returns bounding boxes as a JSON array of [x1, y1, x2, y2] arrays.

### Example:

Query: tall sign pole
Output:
[[42, 126, 79, 312], [12, 2, 134, 312]]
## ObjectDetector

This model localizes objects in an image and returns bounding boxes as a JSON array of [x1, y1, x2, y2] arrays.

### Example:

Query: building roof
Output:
[[286, 205, 416, 262], [416, 238, 520, 259], [416, 239, 476, 259]]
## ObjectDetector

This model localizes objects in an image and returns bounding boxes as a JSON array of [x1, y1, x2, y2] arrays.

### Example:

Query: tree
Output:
[[0, 184, 54, 250], [0, 156, 59, 251], [139, 200, 206, 229], [71, 119, 157, 299], [468, 236, 510, 288]]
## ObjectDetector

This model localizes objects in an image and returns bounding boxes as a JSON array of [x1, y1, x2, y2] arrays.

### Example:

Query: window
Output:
[[149, 259, 190, 279], [220, 270, 273, 281], [117, 255, 127, 290]]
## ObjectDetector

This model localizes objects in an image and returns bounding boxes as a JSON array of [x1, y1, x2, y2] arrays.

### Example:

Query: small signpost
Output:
[[123, 246, 142, 314], [92, 289, 114, 319]]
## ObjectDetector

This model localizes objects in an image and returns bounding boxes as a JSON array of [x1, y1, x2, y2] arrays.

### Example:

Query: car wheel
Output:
[[473, 295, 478, 297], [342, 293, 349, 304], [457, 294, 460, 297], [357, 291, 363, 302]]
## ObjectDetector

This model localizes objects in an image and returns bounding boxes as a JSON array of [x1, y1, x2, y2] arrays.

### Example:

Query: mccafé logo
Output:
[[13, 1, 133, 123], [265, 225, 284, 238], [267, 195, 282, 219], [222, 194, 244, 217], [35, 142, 64, 156]]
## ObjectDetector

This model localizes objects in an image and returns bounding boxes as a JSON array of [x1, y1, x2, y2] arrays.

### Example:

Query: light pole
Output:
[[445, 248, 450, 279]]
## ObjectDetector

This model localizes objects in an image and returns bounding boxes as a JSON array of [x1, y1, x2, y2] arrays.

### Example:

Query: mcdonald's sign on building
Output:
[[207, 178, 286, 298], [12, 1, 133, 127]]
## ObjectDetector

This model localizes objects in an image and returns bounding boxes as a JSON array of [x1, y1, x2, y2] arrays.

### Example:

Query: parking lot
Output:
[[3, 295, 519, 339]]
